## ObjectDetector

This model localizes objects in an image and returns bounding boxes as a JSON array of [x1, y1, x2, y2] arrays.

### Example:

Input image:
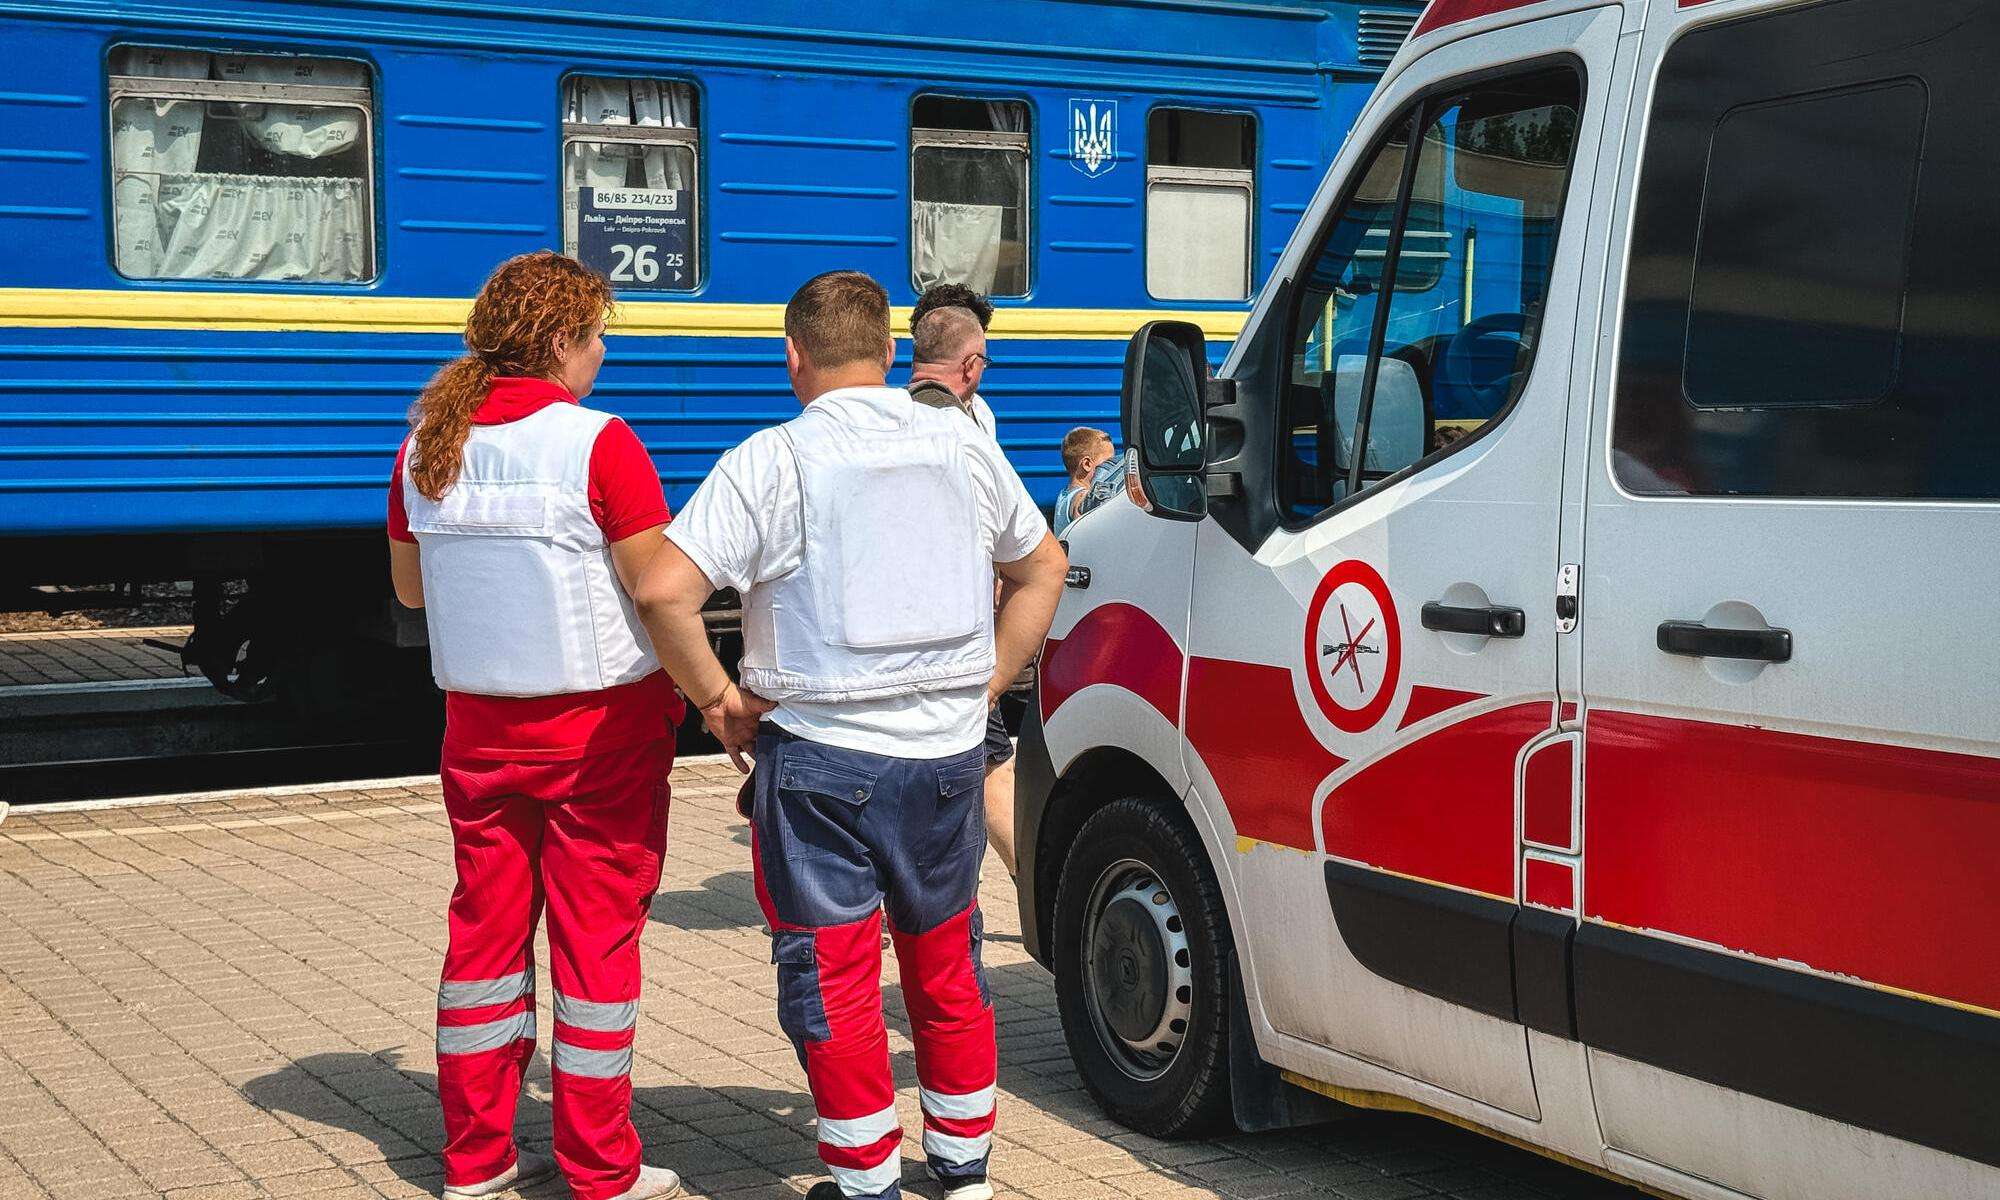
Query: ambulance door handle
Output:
[[1421, 601, 1525, 639], [1657, 620, 1792, 663]]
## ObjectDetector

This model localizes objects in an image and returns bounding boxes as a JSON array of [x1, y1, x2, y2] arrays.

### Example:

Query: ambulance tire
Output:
[[1053, 796, 1234, 1138]]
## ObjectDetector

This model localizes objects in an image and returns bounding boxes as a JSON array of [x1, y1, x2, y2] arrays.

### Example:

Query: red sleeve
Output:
[[589, 418, 671, 541], [387, 438, 416, 543]]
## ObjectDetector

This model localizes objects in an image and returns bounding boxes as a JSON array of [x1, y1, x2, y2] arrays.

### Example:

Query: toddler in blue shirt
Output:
[[1052, 427, 1117, 535]]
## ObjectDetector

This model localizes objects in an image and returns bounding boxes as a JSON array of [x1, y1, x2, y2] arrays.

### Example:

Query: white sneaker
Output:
[[443, 1150, 556, 1199], [608, 1164, 683, 1200], [925, 1164, 994, 1200]]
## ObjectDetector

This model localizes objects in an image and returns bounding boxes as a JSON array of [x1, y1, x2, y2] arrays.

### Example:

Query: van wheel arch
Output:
[[1033, 747, 1343, 1136], [1033, 746, 1181, 969]]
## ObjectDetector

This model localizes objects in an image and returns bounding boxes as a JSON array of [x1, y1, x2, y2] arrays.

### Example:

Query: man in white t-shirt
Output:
[[634, 272, 1065, 1200]]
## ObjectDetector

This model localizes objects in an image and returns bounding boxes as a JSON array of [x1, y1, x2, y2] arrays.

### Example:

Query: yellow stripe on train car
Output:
[[0, 288, 1249, 341]]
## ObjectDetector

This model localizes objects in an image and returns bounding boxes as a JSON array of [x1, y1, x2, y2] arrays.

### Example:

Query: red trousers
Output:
[[436, 739, 671, 1200]]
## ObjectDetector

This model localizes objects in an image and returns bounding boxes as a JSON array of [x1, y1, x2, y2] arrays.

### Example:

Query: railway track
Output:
[[0, 674, 443, 805]]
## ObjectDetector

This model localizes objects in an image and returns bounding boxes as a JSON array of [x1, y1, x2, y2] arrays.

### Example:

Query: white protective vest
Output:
[[403, 402, 660, 696], [737, 387, 995, 703]]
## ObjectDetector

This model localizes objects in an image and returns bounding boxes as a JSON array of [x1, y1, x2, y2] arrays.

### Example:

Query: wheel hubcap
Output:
[[1081, 859, 1193, 1081]]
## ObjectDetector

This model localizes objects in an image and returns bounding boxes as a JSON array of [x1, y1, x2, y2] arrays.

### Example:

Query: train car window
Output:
[[1146, 109, 1254, 300], [562, 76, 699, 292], [1278, 68, 1581, 526], [1613, 0, 1999, 499], [108, 45, 376, 283], [912, 96, 1029, 297]]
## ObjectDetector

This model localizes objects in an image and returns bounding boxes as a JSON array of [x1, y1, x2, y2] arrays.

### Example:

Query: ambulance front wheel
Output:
[[1052, 796, 1234, 1138]]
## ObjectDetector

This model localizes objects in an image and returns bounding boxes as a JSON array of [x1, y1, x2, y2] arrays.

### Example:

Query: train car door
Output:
[[1178, 5, 1622, 1118], [1574, 0, 2000, 1195]]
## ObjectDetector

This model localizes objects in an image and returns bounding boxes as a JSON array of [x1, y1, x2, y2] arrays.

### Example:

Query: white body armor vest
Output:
[[738, 388, 996, 703], [403, 403, 659, 696]]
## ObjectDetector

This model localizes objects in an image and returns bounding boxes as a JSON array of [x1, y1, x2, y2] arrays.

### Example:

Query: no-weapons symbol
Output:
[[1303, 561, 1402, 734]]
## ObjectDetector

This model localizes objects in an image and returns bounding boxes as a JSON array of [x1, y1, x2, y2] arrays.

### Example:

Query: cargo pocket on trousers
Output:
[[968, 906, 992, 1009], [918, 759, 988, 873], [771, 929, 830, 1043]]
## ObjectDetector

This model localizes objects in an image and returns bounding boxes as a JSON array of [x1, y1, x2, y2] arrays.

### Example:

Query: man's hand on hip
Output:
[[701, 683, 776, 773]]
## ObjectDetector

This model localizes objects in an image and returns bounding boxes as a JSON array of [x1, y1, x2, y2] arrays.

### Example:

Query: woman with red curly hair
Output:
[[387, 251, 684, 1200]]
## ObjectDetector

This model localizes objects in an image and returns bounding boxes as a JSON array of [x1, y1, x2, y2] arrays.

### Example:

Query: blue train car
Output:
[[0, 0, 1420, 696]]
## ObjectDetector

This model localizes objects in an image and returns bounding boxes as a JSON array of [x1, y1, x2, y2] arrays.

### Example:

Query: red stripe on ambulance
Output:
[[1321, 702, 1548, 900], [1585, 711, 2000, 1014], [1398, 684, 1486, 730], [1412, 0, 1549, 38], [1184, 657, 1342, 851], [1039, 602, 1182, 724]]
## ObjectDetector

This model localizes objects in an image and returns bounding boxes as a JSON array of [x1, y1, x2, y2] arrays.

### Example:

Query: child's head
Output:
[[1061, 427, 1115, 483]]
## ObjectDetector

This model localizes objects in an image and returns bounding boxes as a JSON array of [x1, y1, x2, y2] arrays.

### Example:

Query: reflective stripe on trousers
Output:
[[437, 968, 538, 1057], [553, 991, 639, 1081], [440, 967, 536, 1012], [919, 1084, 996, 1168], [817, 1102, 903, 1198], [438, 1010, 538, 1056], [437, 739, 671, 1200]]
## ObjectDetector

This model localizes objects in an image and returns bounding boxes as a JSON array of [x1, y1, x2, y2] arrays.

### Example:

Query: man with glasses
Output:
[[908, 283, 996, 435], [906, 306, 991, 428], [905, 290, 1022, 878]]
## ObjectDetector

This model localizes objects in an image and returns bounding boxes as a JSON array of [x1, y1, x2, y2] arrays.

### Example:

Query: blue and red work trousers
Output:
[[435, 739, 672, 1200], [751, 724, 997, 1200]]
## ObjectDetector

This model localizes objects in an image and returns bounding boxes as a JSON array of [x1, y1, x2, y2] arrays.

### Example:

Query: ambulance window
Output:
[[1278, 68, 1582, 526], [1612, 0, 2000, 498], [562, 75, 699, 292], [1684, 83, 1923, 409], [1146, 109, 1255, 301], [108, 45, 376, 283], [912, 96, 1030, 298]]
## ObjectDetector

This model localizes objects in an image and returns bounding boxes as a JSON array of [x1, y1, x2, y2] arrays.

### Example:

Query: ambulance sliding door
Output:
[[1180, 6, 1622, 1120], [1575, 0, 2000, 1195]]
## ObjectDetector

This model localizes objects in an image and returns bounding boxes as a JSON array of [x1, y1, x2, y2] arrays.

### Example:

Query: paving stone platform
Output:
[[0, 627, 193, 687], [0, 759, 1643, 1200]]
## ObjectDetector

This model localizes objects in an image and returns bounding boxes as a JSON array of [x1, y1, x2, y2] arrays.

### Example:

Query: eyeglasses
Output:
[[966, 352, 994, 369]]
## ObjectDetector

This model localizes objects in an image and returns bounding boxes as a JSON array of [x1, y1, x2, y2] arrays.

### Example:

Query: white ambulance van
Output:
[[1013, 0, 2000, 1196]]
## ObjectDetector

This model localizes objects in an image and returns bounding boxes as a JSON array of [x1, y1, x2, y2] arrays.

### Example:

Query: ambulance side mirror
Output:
[[1119, 321, 1210, 521]]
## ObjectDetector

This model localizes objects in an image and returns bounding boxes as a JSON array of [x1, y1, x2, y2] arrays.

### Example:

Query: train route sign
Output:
[[575, 186, 692, 288]]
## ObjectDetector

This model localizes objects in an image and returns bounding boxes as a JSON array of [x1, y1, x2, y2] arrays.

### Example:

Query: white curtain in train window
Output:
[[108, 48, 370, 281], [111, 98, 206, 278], [565, 77, 696, 188], [911, 101, 1027, 294], [912, 202, 1004, 293], [154, 174, 369, 281], [109, 48, 208, 278], [214, 55, 368, 159], [110, 45, 209, 84]]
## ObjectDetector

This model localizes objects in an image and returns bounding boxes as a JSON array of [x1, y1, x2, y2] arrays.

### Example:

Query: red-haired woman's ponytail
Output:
[[408, 356, 495, 501], [407, 251, 614, 501]]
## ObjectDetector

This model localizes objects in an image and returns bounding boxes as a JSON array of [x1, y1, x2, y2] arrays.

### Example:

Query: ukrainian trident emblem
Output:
[[1069, 98, 1117, 177]]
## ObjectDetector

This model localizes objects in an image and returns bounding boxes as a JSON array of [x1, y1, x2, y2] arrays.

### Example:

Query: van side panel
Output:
[[1577, 0, 2000, 1189]]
